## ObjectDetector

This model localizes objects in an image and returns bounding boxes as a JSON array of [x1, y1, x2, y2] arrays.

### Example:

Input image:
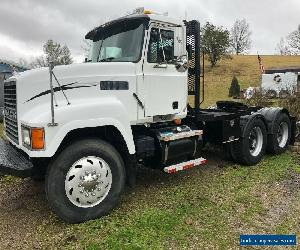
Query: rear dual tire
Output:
[[266, 113, 291, 154], [231, 118, 267, 166], [228, 112, 291, 166]]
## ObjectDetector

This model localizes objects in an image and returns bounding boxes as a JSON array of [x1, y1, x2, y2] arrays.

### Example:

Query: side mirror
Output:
[[175, 56, 188, 72]]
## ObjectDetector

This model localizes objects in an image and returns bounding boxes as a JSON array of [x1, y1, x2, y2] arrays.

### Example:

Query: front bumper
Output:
[[0, 138, 33, 177]]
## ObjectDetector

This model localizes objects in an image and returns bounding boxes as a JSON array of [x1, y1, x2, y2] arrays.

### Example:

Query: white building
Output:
[[261, 67, 300, 98]]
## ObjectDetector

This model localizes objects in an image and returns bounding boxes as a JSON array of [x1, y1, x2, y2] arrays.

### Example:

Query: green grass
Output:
[[37, 152, 297, 249]]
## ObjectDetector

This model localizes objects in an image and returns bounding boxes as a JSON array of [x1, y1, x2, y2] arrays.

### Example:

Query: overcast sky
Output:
[[1, 0, 299, 63]]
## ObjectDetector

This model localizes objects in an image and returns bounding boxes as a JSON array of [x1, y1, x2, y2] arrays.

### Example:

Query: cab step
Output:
[[164, 157, 207, 174], [159, 129, 203, 142], [157, 125, 203, 142]]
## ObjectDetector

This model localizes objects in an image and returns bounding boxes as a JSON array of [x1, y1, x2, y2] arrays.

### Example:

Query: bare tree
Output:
[[276, 25, 300, 55], [276, 38, 292, 55], [29, 55, 48, 68], [29, 40, 73, 68], [43, 39, 73, 65], [18, 58, 30, 69], [81, 39, 92, 58], [230, 19, 252, 55], [287, 25, 300, 55]]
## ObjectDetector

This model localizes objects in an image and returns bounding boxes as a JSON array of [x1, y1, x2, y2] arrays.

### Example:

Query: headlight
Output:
[[21, 125, 45, 150], [21, 126, 31, 148]]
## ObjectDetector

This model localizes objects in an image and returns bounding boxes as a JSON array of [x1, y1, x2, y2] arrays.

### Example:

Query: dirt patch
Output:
[[0, 178, 65, 249]]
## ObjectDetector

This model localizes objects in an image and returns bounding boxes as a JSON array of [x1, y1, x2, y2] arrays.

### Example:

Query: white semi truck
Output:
[[0, 9, 297, 223]]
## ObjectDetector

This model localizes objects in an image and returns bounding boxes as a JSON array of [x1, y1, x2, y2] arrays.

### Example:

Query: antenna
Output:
[[52, 72, 71, 105], [48, 62, 58, 127]]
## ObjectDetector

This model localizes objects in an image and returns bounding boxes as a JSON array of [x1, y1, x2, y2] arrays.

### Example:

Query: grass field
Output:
[[0, 55, 300, 249]]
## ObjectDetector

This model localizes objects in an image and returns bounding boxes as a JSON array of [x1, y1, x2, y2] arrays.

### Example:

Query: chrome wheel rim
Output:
[[249, 127, 263, 157], [65, 156, 112, 208], [277, 122, 289, 148]]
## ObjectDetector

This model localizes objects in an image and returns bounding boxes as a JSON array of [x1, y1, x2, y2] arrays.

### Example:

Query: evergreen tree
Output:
[[229, 76, 241, 98]]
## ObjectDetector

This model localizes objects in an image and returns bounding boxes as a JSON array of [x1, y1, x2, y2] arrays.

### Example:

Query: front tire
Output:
[[45, 138, 125, 223]]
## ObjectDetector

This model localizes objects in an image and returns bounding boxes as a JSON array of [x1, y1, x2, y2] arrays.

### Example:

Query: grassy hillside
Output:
[[191, 55, 300, 108]]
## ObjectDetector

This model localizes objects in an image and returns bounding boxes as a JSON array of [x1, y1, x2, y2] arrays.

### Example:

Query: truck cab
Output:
[[0, 8, 296, 223], [86, 12, 188, 122]]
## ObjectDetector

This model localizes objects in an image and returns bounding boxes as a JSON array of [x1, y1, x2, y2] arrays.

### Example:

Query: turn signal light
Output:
[[31, 128, 45, 150], [174, 119, 182, 125]]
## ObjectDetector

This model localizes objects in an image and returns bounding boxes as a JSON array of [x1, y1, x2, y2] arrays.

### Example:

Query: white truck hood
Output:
[[14, 62, 135, 103], [10, 62, 137, 124]]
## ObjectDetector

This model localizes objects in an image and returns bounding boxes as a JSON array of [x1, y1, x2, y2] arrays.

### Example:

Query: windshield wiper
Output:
[[99, 57, 116, 62]]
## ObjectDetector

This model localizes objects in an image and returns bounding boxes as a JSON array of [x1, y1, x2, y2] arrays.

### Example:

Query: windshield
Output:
[[88, 22, 145, 63]]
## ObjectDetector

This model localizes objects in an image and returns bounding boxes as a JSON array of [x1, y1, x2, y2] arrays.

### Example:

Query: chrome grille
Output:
[[4, 81, 19, 144]]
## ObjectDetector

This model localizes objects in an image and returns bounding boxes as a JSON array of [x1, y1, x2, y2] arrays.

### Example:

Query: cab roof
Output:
[[85, 13, 183, 40]]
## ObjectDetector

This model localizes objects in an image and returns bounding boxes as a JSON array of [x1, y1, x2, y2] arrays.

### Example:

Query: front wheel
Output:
[[45, 138, 125, 223]]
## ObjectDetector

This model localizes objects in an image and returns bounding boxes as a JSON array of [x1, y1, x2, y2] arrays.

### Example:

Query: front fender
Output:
[[20, 97, 136, 157]]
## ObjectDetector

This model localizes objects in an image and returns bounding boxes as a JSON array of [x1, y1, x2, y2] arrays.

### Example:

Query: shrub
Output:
[[243, 90, 273, 107], [279, 92, 300, 119], [243, 89, 300, 120], [228, 76, 241, 98]]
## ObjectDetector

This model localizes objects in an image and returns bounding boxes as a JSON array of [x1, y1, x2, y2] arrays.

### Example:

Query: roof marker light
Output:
[[132, 7, 168, 16], [144, 10, 153, 14]]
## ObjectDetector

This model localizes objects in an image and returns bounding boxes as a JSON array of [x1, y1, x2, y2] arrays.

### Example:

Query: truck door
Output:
[[141, 24, 187, 118]]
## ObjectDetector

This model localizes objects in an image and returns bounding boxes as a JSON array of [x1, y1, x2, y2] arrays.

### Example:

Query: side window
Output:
[[147, 28, 174, 64]]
